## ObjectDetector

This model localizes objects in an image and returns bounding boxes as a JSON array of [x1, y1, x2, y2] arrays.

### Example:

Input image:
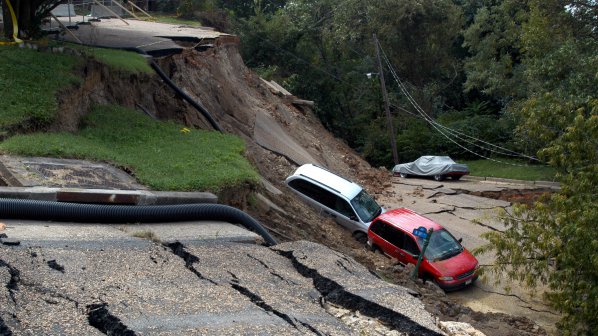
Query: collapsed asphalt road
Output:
[[0, 219, 444, 335]]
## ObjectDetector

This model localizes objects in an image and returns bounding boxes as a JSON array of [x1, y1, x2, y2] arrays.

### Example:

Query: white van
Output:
[[285, 164, 384, 242]]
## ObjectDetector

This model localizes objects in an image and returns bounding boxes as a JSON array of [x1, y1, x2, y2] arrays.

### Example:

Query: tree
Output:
[[462, 0, 530, 99], [473, 1, 598, 334], [2, 0, 62, 39]]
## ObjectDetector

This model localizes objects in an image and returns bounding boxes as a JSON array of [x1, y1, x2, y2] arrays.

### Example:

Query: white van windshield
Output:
[[350, 190, 382, 223]]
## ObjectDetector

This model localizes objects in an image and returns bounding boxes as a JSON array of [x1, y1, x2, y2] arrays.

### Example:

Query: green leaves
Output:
[[467, 1, 598, 333]]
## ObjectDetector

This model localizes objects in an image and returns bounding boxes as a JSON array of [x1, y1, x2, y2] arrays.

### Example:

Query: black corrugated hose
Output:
[[0, 199, 277, 246], [148, 60, 223, 133]]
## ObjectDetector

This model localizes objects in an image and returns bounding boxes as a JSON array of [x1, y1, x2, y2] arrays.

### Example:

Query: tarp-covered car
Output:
[[392, 156, 469, 181]]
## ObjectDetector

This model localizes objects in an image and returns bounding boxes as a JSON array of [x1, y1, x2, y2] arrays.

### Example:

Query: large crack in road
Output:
[[0, 315, 12, 336], [229, 276, 323, 335], [87, 303, 137, 336], [0, 259, 20, 304], [165, 241, 324, 334], [276, 250, 443, 336], [165, 242, 218, 285]]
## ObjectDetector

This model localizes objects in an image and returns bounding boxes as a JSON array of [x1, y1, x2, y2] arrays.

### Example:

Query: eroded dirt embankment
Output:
[[55, 38, 387, 244], [53, 38, 549, 336]]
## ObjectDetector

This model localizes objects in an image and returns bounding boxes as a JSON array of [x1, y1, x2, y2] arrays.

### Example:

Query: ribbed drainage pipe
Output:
[[0, 199, 276, 246], [149, 60, 223, 133]]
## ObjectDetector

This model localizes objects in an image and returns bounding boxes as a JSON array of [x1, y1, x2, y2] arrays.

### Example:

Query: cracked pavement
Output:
[[0, 218, 443, 335], [378, 176, 561, 334]]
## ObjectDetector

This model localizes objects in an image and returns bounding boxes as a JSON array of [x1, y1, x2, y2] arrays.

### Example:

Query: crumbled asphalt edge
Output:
[[87, 303, 137, 336], [276, 251, 444, 336], [47, 260, 65, 273], [164, 242, 217, 285]]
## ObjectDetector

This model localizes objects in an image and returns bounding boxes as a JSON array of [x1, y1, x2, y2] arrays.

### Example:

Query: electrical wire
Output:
[[235, 5, 542, 166], [376, 39, 543, 166]]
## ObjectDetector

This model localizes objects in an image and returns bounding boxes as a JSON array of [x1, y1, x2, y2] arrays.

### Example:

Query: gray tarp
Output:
[[392, 156, 469, 176]]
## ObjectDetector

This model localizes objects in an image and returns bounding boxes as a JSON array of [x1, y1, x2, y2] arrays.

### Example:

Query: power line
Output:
[[233, 6, 542, 166], [376, 39, 543, 166]]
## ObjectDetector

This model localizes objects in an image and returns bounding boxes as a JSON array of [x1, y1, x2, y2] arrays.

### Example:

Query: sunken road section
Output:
[[0, 218, 443, 335]]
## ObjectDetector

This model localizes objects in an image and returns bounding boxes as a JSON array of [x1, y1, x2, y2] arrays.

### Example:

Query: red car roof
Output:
[[374, 208, 444, 233]]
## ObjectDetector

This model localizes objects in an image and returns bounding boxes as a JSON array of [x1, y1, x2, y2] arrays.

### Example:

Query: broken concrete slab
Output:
[[116, 221, 261, 244], [260, 177, 283, 195], [393, 177, 446, 189], [405, 201, 455, 216], [0, 186, 217, 205], [0, 155, 146, 190], [428, 188, 458, 197], [254, 109, 321, 166], [451, 208, 508, 233], [434, 194, 510, 210], [1, 220, 259, 248]]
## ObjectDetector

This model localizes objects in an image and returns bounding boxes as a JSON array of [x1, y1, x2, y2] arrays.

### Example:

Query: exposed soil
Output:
[[53, 38, 548, 336]]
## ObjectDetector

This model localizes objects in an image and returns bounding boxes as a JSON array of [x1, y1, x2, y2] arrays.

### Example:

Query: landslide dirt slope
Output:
[[54, 37, 546, 336]]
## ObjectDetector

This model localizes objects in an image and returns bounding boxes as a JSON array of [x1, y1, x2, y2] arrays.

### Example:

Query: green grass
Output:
[[80, 48, 153, 74], [152, 14, 202, 26], [0, 45, 80, 128], [462, 158, 557, 181], [0, 105, 259, 191]]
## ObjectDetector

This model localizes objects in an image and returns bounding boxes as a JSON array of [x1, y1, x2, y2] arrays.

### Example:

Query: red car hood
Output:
[[429, 249, 478, 277]]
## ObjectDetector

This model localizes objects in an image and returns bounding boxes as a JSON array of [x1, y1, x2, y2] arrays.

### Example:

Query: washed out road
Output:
[[377, 176, 561, 334]]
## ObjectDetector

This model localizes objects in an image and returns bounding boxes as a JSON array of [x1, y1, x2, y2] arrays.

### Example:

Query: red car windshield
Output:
[[416, 229, 463, 261]]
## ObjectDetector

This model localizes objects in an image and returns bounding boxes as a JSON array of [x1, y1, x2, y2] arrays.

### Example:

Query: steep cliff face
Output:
[[154, 38, 387, 191]]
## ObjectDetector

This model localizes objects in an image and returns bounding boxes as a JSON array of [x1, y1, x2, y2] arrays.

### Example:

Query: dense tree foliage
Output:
[[474, 1, 598, 334]]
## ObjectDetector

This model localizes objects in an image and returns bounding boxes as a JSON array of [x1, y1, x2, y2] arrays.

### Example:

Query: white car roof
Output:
[[287, 164, 363, 200]]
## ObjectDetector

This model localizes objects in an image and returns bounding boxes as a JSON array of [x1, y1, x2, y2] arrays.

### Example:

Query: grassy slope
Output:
[[0, 46, 80, 128], [462, 158, 556, 181], [0, 46, 257, 191], [0, 105, 259, 191], [74, 46, 153, 74]]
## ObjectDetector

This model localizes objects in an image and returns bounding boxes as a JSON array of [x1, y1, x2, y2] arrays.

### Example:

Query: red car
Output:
[[367, 208, 479, 290]]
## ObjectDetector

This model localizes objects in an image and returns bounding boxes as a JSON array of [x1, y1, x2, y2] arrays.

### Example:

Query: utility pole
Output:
[[373, 34, 399, 166]]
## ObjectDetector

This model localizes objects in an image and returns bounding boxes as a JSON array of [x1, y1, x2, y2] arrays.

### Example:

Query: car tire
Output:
[[400, 172, 408, 178], [451, 175, 462, 181], [353, 232, 368, 244], [434, 174, 445, 181]]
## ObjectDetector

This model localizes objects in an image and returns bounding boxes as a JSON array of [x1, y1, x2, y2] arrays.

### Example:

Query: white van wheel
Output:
[[353, 232, 367, 244]]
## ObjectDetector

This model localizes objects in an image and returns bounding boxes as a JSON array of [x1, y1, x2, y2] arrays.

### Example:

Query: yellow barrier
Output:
[[1, 0, 23, 44]]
